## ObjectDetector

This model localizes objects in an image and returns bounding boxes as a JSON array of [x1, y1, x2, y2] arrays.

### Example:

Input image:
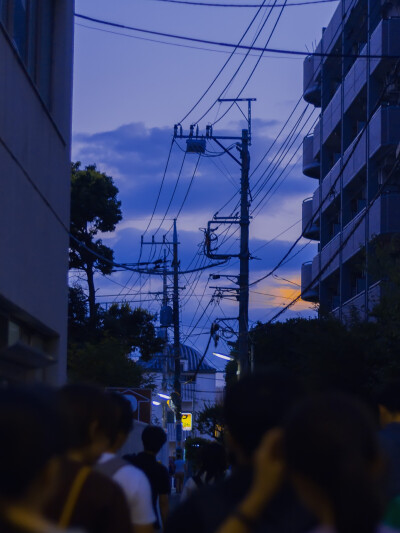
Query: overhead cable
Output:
[[148, 0, 337, 6], [74, 13, 400, 59]]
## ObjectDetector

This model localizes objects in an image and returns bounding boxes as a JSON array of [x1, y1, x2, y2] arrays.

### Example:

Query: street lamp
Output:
[[152, 401, 161, 406], [157, 393, 171, 400], [212, 352, 234, 361]]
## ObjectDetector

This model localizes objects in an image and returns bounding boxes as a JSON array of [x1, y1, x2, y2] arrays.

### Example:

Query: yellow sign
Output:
[[182, 413, 192, 431]]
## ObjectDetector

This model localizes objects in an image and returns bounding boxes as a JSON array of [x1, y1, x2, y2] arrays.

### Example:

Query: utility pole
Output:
[[174, 98, 255, 377], [238, 129, 250, 375], [142, 232, 182, 449], [161, 251, 169, 429], [172, 219, 182, 450]]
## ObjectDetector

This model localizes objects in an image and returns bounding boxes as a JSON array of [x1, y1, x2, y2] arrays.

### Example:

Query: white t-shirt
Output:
[[98, 452, 156, 526]]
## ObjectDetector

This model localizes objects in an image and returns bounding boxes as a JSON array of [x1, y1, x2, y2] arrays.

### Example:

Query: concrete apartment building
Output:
[[300, 0, 400, 320], [0, 1, 73, 383]]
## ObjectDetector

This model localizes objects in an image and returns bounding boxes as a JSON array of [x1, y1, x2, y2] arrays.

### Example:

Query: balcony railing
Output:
[[301, 262, 319, 302], [303, 56, 321, 107], [369, 106, 400, 160], [302, 135, 320, 178], [302, 197, 320, 240], [370, 18, 400, 76]]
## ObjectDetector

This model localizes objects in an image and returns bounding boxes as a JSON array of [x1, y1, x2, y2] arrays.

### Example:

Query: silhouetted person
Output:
[[165, 372, 314, 533], [0, 386, 75, 533], [97, 393, 155, 533], [216, 392, 389, 533], [378, 381, 400, 501], [45, 384, 132, 533], [124, 425, 170, 530], [181, 442, 227, 501], [174, 450, 186, 494]]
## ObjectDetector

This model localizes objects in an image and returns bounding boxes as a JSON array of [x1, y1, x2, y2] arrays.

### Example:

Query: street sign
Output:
[[182, 412, 192, 431]]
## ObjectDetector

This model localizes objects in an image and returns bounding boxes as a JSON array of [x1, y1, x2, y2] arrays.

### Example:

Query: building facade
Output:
[[300, 0, 400, 320], [0, 1, 74, 383], [142, 343, 217, 456]]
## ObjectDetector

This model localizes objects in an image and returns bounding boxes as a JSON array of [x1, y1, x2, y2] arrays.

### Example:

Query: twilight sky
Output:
[[72, 0, 339, 364]]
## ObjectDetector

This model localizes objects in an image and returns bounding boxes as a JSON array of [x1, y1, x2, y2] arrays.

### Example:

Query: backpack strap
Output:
[[94, 457, 129, 479], [59, 466, 91, 528]]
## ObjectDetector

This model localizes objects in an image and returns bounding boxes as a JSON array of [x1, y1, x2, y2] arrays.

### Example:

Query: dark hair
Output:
[[283, 393, 383, 533], [377, 380, 400, 413], [108, 392, 134, 439], [198, 442, 227, 483], [58, 384, 116, 449], [0, 386, 66, 500], [224, 371, 302, 458], [142, 425, 167, 453]]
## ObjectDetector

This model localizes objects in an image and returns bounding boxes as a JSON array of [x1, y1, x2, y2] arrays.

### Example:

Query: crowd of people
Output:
[[2, 374, 400, 533]]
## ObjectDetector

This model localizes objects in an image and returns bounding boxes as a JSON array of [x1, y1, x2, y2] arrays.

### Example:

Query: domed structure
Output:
[[141, 342, 218, 452], [142, 343, 216, 374]]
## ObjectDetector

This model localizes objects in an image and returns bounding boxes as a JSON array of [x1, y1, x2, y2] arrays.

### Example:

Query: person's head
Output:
[[223, 371, 302, 463], [198, 442, 227, 483], [142, 425, 167, 455], [283, 393, 383, 533], [107, 392, 134, 452], [0, 386, 66, 509], [58, 384, 115, 464], [376, 381, 400, 427], [176, 449, 183, 460]]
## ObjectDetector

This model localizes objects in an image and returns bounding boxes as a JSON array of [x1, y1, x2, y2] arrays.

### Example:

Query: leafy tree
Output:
[[69, 162, 122, 325], [195, 402, 225, 442], [68, 335, 144, 387], [68, 284, 89, 342], [101, 303, 163, 361]]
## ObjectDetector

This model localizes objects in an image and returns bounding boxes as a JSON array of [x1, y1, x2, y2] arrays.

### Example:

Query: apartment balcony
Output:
[[302, 197, 320, 240], [343, 46, 367, 113], [369, 106, 400, 160], [302, 135, 320, 178], [337, 282, 382, 322], [318, 232, 341, 281], [303, 56, 321, 107], [318, 159, 341, 214], [370, 18, 400, 76], [342, 130, 366, 189], [313, 119, 321, 159], [342, 209, 366, 264], [301, 262, 319, 302], [321, 3, 342, 58], [322, 85, 342, 144], [369, 193, 400, 237]]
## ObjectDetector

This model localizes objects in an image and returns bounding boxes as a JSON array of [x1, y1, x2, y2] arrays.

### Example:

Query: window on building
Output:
[[0, 0, 8, 25], [12, 0, 28, 60], [36, 0, 53, 106], [2, 0, 54, 107]]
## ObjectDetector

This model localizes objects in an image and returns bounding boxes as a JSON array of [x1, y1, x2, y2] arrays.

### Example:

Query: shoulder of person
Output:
[[85, 467, 131, 501], [115, 462, 152, 488]]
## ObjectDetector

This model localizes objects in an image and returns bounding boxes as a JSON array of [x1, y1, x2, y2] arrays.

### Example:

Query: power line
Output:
[[148, 0, 337, 6], [74, 13, 400, 60], [179, 0, 270, 123], [212, 0, 288, 126], [194, 0, 277, 124], [143, 138, 175, 238], [175, 154, 201, 219]]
